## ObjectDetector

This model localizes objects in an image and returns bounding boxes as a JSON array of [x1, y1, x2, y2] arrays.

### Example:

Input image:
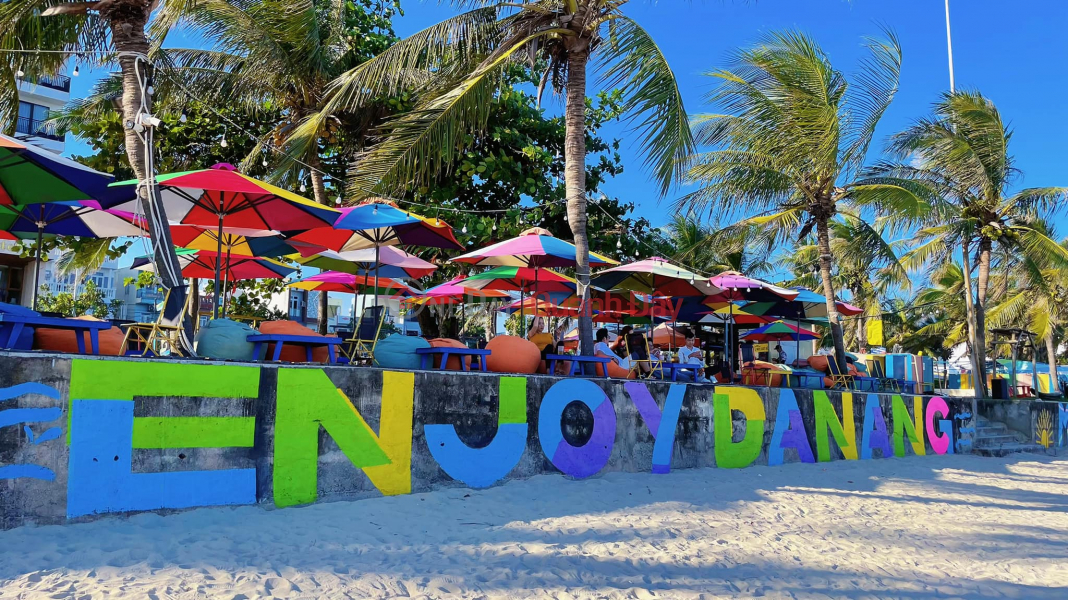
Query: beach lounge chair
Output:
[[868, 360, 900, 392], [824, 356, 854, 390], [627, 332, 664, 379], [119, 289, 187, 357], [341, 305, 387, 364]]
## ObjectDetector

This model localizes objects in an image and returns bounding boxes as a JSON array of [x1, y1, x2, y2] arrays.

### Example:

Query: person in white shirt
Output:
[[677, 333, 709, 383], [594, 328, 632, 369]]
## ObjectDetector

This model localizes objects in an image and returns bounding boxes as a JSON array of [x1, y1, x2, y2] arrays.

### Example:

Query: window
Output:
[[0, 265, 24, 305], [15, 101, 62, 141]]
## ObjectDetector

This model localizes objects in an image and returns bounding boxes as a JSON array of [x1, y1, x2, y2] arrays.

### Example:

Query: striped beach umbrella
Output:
[[288, 271, 421, 296], [291, 246, 437, 279], [110, 163, 339, 317]]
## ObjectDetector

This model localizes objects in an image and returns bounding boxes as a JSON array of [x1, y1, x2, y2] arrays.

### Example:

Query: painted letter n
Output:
[[273, 369, 414, 508]]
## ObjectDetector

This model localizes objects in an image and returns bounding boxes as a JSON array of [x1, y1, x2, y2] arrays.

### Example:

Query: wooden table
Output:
[[545, 354, 611, 378], [247, 334, 342, 363], [416, 347, 491, 372], [0, 314, 112, 355]]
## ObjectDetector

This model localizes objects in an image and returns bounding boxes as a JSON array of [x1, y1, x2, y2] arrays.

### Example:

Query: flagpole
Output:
[[945, 0, 955, 92]]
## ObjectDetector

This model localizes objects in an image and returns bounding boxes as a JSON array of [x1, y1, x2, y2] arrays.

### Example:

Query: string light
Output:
[[72, 65, 79, 77], [15, 68, 24, 78], [335, 194, 342, 205], [373, 205, 378, 215], [299, 181, 307, 193], [461, 225, 468, 234], [179, 111, 187, 123]]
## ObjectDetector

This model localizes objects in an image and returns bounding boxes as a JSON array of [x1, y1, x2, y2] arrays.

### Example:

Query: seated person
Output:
[[676, 332, 709, 383], [611, 325, 633, 357], [527, 316, 555, 358], [594, 327, 632, 369], [626, 331, 661, 377]]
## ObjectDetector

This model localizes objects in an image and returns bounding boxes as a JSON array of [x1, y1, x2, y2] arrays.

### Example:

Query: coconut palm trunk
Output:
[[565, 45, 594, 357], [815, 216, 847, 369], [959, 242, 988, 397], [1045, 331, 1059, 394], [306, 153, 331, 334], [109, 4, 191, 348]]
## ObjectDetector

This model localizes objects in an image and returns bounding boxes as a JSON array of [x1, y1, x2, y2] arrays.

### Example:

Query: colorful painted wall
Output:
[[0, 355, 976, 529]]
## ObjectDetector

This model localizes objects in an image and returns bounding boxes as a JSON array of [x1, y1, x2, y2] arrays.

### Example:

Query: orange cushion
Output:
[[259, 320, 329, 363], [485, 335, 540, 374], [33, 315, 124, 356], [427, 338, 471, 370], [807, 355, 831, 373]]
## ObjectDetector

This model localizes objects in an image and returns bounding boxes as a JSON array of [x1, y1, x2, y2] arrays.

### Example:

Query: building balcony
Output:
[[15, 117, 63, 142], [26, 74, 71, 93]]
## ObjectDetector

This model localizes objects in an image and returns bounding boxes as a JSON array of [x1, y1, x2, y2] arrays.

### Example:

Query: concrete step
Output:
[[977, 424, 1009, 436], [974, 443, 1048, 457], [974, 434, 1021, 447]]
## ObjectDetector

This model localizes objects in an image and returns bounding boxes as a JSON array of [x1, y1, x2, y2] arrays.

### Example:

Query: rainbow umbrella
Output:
[[458, 266, 576, 293], [0, 134, 132, 206], [291, 246, 437, 279], [452, 229, 616, 335], [413, 277, 511, 305], [742, 320, 820, 342], [1, 135, 138, 308], [451, 228, 616, 269], [288, 200, 461, 252], [110, 163, 339, 317], [169, 225, 294, 259], [288, 271, 421, 297], [738, 287, 861, 366], [591, 256, 722, 297], [132, 249, 296, 281], [702, 272, 799, 374], [286, 199, 459, 330]]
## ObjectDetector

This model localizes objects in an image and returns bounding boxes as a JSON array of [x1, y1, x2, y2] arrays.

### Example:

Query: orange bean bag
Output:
[[258, 320, 329, 363], [485, 335, 540, 374], [807, 354, 831, 373], [427, 338, 471, 371], [593, 353, 637, 379], [33, 315, 124, 356]]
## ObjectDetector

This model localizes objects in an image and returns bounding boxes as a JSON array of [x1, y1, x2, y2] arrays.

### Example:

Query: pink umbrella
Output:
[[703, 272, 799, 375]]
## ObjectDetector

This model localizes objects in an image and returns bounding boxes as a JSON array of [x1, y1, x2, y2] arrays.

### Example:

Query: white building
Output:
[[13, 72, 70, 154]]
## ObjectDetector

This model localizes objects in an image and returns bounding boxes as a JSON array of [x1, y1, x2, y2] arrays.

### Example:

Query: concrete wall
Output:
[[0, 354, 976, 530]]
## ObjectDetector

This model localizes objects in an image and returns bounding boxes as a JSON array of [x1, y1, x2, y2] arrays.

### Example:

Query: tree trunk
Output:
[[1046, 331, 1059, 394], [814, 217, 848, 371], [107, 4, 192, 352], [306, 153, 330, 334], [960, 242, 988, 398], [565, 46, 593, 357], [189, 278, 200, 324], [485, 302, 496, 342]]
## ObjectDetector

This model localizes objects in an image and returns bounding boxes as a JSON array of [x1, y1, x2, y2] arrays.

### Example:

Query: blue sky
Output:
[[66, 0, 1068, 236]]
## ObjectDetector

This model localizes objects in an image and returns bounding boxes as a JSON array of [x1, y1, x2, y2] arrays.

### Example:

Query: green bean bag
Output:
[[195, 318, 257, 361], [373, 333, 431, 370]]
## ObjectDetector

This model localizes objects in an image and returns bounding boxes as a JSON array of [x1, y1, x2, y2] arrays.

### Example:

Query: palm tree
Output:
[[856, 91, 1068, 397], [1, 1, 192, 344], [986, 232, 1068, 394], [149, 0, 397, 333], [678, 30, 903, 371], [779, 214, 907, 351], [289, 1, 694, 354], [664, 213, 773, 277]]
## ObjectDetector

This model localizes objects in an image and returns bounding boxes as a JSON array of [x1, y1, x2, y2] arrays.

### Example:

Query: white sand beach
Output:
[[2, 453, 1067, 599]]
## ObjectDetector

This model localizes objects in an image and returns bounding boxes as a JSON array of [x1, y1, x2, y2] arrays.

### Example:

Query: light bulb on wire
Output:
[[335, 194, 343, 205], [299, 181, 306, 193], [461, 225, 468, 234], [373, 205, 378, 215], [220, 136, 228, 148], [179, 111, 187, 123], [15, 68, 23, 78], [72, 65, 79, 77]]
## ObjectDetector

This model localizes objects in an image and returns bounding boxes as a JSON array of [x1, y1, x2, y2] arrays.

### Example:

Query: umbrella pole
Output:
[[31, 224, 43, 311], [796, 318, 801, 368], [213, 215, 223, 319], [223, 244, 233, 318], [520, 283, 526, 337]]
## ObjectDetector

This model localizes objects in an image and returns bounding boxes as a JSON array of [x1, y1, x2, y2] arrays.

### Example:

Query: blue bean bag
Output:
[[195, 318, 257, 361], [0, 301, 36, 350], [373, 333, 430, 370]]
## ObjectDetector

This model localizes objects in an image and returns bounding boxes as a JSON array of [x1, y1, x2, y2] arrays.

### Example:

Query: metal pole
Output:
[[945, 0, 955, 93], [32, 223, 43, 311], [213, 214, 223, 319]]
